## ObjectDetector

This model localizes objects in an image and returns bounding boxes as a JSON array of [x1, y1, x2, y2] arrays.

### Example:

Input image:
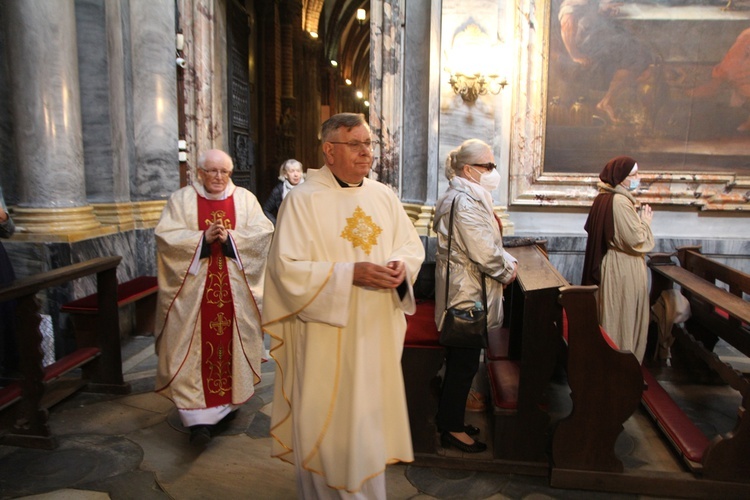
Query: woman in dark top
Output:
[[263, 159, 304, 225]]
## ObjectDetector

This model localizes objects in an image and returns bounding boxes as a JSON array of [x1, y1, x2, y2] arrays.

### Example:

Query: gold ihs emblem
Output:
[[204, 210, 232, 230]]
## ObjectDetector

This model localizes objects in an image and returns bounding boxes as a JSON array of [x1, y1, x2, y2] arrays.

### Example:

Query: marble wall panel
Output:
[[545, 236, 750, 285], [419, 233, 749, 288], [4, 228, 157, 357], [135, 228, 157, 277], [437, 0, 506, 204]]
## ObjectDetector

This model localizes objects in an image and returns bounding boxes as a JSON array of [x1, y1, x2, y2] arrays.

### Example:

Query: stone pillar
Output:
[[402, 0, 435, 206], [76, 0, 134, 231], [129, 0, 179, 227], [1, 0, 105, 240]]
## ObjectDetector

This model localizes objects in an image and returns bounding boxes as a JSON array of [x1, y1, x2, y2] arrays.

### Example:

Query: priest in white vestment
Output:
[[154, 149, 274, 445], [264, 113, 425, 498]]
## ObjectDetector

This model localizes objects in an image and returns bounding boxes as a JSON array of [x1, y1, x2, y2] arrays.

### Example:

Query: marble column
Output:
[[76, 0, 134, 231], [402, 0, 434, 207], [1, 0, 105, 240], [435, 0, 513, 235], [129, 0, 179, 227]]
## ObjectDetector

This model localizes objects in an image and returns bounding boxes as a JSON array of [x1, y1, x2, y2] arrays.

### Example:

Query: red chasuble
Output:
[[197, 195, 235, 407]]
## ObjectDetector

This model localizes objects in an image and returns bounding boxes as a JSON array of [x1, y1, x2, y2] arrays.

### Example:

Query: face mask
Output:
[[627, 178, 640, 191], [471, 167, 501, 192]]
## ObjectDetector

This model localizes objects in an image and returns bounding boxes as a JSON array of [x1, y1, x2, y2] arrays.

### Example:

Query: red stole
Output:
[[197, 195, 235, 407]]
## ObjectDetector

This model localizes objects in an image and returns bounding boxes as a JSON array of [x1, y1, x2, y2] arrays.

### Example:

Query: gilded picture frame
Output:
[[509, 0, 750, 211]]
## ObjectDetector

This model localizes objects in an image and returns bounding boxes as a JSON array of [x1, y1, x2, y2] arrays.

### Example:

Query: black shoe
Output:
[[440, 431, 487, 453], [213, 410, 238, 434], [189, 425, 212, 446], [437, 424, 480, 436], [464, 424, 480, 436]]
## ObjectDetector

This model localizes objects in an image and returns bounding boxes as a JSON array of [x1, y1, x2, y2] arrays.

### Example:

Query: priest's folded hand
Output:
[[353, 261, 404, 289]]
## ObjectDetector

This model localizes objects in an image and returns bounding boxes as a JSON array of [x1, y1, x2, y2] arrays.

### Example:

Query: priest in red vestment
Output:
[[154, 149, 274, 445]]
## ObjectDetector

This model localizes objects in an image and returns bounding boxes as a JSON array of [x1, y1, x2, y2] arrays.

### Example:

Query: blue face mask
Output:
[[627, 178, 640, 191]]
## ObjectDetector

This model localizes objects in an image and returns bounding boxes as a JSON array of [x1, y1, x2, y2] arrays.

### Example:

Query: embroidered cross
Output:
[[340, 206, 382, 255], [210, 312, 232, 336]]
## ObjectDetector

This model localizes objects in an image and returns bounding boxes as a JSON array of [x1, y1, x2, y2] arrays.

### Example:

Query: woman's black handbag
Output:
[[439, 196, 488, 349], [440, 304, 487, 348]]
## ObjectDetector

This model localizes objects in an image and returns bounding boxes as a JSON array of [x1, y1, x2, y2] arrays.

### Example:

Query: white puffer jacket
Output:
[[433, 179, 516, 332]]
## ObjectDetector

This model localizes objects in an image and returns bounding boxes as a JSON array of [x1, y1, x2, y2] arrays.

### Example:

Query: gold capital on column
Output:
[[417, 205, 436, 237], [132, 200, 167, 229], [91, 203, 136, 231], [493, 206, 515, 236], [11, 206, 115, 242]]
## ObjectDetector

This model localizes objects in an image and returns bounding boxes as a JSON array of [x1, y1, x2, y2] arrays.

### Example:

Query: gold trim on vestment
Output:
[[266, 264, 336, 460], [262, 263, 335, 327]]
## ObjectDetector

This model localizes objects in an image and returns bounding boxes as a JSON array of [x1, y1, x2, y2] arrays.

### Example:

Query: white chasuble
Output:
[[154, 182, 274, 410], [264, 166, 425, 493]]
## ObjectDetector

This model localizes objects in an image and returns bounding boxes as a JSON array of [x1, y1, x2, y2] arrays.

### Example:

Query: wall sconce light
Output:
[[356, 8, 366, 26], [345, 78, 352, 85], [445, 24, 507, 102]]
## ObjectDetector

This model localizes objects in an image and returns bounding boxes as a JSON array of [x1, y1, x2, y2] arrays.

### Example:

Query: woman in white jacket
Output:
[[433, 139, 517, 453]]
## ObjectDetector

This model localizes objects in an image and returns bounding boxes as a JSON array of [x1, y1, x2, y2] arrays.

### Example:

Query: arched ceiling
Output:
[[302, 0, 370, 98]]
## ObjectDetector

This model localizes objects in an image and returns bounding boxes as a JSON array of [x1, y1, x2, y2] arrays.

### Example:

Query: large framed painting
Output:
[[509, 0, 750, 210]]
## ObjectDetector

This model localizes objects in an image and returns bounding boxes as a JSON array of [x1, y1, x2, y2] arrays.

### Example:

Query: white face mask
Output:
[[471, 167, 501, 192], [627, 178, 640, 191]]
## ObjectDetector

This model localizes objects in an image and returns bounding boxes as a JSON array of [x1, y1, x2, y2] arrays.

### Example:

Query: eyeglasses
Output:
[[328, 139, 380, 151], [470, 162, 497, 170], [199, 167, 233, 178]]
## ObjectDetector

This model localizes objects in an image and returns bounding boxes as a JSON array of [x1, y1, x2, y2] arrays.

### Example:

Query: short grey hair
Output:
[[445, 139, 491, 180], [321, 113, 369, 143], [278, 159, 303, 180]]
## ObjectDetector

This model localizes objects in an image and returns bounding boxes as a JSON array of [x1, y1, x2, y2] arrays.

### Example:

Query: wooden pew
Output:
[[402, 298, 444, 454], [647, 247, 750, 483], [551, 285, 643, 473], [0, 257, 130, 449], [486, 242, 569, 462], [61, 275, 158, 339]]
